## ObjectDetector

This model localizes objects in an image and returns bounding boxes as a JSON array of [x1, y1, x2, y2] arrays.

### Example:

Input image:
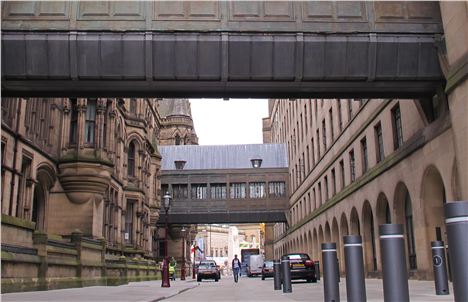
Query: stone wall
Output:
[[1, 215, 160, 293]]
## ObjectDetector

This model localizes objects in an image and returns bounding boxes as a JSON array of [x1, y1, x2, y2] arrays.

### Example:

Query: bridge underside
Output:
[[2, 32, 444, 98], [159, 212, 287, 224]]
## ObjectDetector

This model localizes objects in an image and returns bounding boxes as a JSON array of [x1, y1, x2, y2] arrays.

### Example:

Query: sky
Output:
[[189, 99, 269, 145]]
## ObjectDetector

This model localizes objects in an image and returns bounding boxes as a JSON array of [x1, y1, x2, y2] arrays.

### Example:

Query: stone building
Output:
[[1, 98, 174, 292], [156, 99, 198, 146], [263, 96, 459, 279]]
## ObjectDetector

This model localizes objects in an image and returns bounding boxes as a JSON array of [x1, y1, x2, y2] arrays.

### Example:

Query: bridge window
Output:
[[173, 184, 188, 199], [392, 104, 403, 150], [250, 182, 266, 199], [191, 184, 207, 199], [230, 183, 246, 199], [211, 183, 227, 199], [128, 142, 136, 177], [85, 99, 96, 145], [269, 182, 286, 197]]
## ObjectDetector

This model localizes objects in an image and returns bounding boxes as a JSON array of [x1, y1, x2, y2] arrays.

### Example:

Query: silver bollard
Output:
[[444, 201, 468, 302], [343, 235, 366, 302], [322, 243, 340, 302], [273, 260, 281, 290], [281, 255, 292, 293], [379, 224, 409, 302], [431, 241, 449, 295]]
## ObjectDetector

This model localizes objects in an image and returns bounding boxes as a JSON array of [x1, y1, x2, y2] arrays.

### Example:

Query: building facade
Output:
[[263, 97, 459, 279], [0, 98, 196, 292]]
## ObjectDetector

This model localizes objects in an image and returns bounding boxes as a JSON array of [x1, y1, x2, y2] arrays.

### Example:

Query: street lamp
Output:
[[250, 157, 263, 168], [181, 226, 187, 280], [161, 191, 172, 288]]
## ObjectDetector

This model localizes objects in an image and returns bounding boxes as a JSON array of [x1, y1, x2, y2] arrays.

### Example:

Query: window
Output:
[[324, 176, 329, 201], [322, 119, 327, 150], [269, 182, 286, 197], [230, 183, 246, 199], [361, 137, 368, 173], [175, 134, 181, 145], [69, 99, 78, 144], [318, 182, 322, 206], [392, 104, 403, 150], [211, 183, 227, 199], [85, 99, 96, 144], [191, 184, 207, 199], [375, 123, 384, 163], [129, 98, 136, 114], [349, 150, 355, 183], [173, 184, 188, 199], [331, 168, 336, 196], [338, 100, 343, 131], [316, 129, 320, 158], [125, 201, 135, 244], [329, 108, 334, 141], [348, 99, 353, 120], [128, 142, 136, 177], [339, 160, 345, 190], [17, 156, 32, 218], [249, 182, 266, 198], [311, 138, 315, 167]]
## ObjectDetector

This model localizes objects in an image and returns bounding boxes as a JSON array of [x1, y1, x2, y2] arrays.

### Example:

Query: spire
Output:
[[157, 98, 192, 118]]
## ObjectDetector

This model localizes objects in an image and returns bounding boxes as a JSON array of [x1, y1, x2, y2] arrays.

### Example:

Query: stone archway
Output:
[[32, 164, 56, 231], [307, 230, 313, 258], [376, 192, 391, 225], [331, 217, 343, 273], [362, 200, 377, 275], [312, 228, 318, 260], [324, 222, 331, 242], [350, 207, 360, 235], [421, 166, 447, 244]]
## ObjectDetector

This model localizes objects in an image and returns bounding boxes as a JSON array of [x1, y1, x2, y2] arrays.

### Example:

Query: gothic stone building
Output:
[[0, 98, 190, 292]]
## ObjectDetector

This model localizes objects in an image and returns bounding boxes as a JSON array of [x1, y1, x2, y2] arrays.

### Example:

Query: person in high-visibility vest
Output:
[[169, 257, 177, 281]]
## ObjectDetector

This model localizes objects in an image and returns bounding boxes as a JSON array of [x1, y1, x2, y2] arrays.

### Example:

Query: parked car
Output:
[[197, 262, 219, 282], [282, 253, 317, 283], [261, 260, 274, 280], [247, 254, 264, 277], [198, 260, 221, 280]]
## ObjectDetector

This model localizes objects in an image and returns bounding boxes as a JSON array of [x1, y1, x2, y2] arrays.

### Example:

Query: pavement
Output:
[[1, 275, 455, 302]]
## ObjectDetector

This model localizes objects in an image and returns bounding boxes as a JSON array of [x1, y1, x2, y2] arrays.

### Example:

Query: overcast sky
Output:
[[190, 99, 269, 145]]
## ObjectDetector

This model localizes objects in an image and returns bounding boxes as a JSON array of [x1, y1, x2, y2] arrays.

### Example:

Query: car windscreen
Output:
[[264, 261, 274, 267], [286, 254, 310, 260], [198, 264, 211, 269]]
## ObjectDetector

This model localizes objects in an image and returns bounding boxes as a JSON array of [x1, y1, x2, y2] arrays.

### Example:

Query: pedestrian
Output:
[[232, 254, 242, 283], [169, 257, 177, 281]]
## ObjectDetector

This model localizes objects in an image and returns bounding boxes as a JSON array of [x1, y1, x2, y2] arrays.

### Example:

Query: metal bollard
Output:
[[315, 260, 321, 281], [322, 243, 340, 302], [431, 241, 449, 295], [281, 255, 292, 293], [343, 235, 366, 302], [444, 201, 468, 302], [273, 260, 282, 290], [379, 224, 409, 302]]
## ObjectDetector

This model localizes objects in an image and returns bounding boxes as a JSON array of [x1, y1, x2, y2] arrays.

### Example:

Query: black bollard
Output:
[[343, 235, 366, 302], [315, 260, 321, 281], [273, 260, 282, 290], [281, 255, 292, 293], [379, 224, 409, 302], [431, 241, 449, 295], [322, 243, 340, 302], [444, 201, 468, 302]]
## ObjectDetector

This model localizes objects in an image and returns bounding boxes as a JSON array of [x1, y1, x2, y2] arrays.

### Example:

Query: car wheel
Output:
[[306, 278, 312, 283], [261, 275, 265, 281], [312, 277, 318, 283], [215, 278, 219, 282], [197, 277, 202, 282]]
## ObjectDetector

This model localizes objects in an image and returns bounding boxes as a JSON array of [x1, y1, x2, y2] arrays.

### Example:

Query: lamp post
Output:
[[161, 191, 172, 288], [181, 226, 186, 280], [192, 238, 196, 279]]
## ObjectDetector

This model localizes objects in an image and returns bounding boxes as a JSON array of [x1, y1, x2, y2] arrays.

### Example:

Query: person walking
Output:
[[232, 254, 242, 283]]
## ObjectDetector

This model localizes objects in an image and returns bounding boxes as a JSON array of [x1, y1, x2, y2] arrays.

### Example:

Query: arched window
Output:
[[69, 99, 78, 144], [128, 142, 136, 177], [85, 99, 96, 144], [405, 192, 417, 269], [175, 134, 181, 145]]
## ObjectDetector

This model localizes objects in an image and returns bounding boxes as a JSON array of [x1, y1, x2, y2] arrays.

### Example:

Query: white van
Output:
[[247, 255, 264, 277]]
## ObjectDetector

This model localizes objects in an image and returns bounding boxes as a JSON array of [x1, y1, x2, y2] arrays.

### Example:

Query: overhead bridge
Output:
[[158, 144, 289, 224], [1, 1, 445, 98]]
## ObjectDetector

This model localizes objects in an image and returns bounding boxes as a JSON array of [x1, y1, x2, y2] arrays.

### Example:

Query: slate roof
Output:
[[159, 144, 288, 170]]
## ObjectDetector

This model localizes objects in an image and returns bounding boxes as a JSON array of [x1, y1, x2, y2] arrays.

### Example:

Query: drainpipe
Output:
[[8, 98, 23, 216]]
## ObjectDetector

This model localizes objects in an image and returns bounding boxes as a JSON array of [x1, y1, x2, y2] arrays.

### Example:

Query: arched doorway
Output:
[[324, 222, 331, 242], [332, 217, 343, 273], [32, 165, 56, 231], [312, 228, 318, 260], [394, 182, 417, 271], [350, 207, 360, 235], [362, 201, 377, 274], [376, 192, 391, 225]]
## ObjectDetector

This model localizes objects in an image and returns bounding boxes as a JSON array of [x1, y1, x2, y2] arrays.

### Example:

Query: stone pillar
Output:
[[439, 2, 468, 200], [33, 231, 49, 290]]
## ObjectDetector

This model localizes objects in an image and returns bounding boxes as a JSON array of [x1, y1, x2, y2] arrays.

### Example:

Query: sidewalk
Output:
[[2, 279, 199, 302]]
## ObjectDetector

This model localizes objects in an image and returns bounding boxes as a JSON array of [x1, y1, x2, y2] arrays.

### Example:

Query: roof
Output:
[[157, 99, 192, 118], [159, 144, 288, 170]]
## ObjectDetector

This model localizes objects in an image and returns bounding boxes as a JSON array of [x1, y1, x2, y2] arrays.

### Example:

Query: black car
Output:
[[282, 253, 317, 283], [261, 260, 274, 280], [197, 263, 219, 282]]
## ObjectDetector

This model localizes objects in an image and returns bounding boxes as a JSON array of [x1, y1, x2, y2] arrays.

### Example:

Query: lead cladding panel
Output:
[[47, 33, 71, 78], [324, 36, 348, 79], [175, 34, 198, 80], [77, 33, 100, 79], [24, 33, 48, 78], [228, 35, 251, 80], [122, 34, 145, 79], [2, 34, 26, 77], [251, 36, 273, 80], [273, 35, 296, 80], [100, 34, 123, 79], [303, 35, 327, 80], [152, 34, 175, 80], [197, 35, 221, 80]]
